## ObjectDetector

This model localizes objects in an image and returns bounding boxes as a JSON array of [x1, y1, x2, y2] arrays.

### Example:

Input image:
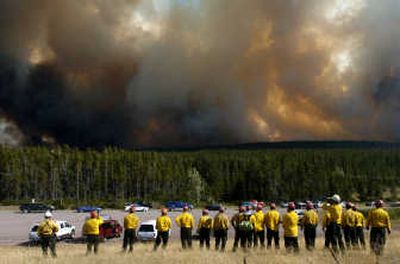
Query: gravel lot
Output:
[[0, 208, 236, 245], [0, 207, 330, 245]]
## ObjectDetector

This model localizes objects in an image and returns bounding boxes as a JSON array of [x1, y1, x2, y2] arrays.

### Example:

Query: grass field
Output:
[[1, 235, 399, 264]]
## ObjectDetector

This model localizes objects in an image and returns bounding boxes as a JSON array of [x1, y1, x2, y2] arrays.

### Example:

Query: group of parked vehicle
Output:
[[20, 199, 356, 244], [22, 201, 170, 243]]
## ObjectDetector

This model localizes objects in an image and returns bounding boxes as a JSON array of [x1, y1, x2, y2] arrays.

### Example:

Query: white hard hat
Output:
[[331, 194, 341, 203], [44, 211, 52, 218]]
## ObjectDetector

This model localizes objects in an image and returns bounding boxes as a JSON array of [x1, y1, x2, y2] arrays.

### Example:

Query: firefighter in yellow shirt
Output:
[[367, 200, 392, 255], [264, 202, 280, 249], [231, 206, 245, 251], [175, 205, 195, 249], [322, 194, 345, 252], [37, 211, 59, 257], [154, 208, 172, 251], [123, 206, 139, 252], [197, 209, 213, 249], [250, 203, 265, 247], [352, 205, 366, 249], [322, 211, 332, 249], [343, 202, 357, 249], [282, 202, 299, 253], [213, 207, 229, 251], [302, 201, 318, 250], [82, 210, 103, 255]]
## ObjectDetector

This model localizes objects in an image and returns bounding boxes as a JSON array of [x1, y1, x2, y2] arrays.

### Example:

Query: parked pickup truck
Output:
[[165, 201, 193, 211], [20, 203, 55, 213], [29, 221, 75, 242]]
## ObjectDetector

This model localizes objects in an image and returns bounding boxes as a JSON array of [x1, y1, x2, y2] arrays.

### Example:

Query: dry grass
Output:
[[0, 236, 399, 264]]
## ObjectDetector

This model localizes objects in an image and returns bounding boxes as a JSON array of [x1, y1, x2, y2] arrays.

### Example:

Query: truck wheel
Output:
[[70, 230, 75, 239]]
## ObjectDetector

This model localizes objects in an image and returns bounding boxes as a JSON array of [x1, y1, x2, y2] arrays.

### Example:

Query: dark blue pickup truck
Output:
[[165, 201, 193, 211]]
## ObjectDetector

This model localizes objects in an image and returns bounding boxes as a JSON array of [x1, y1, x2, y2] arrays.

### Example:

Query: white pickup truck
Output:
[[29, 220, 76, 242]]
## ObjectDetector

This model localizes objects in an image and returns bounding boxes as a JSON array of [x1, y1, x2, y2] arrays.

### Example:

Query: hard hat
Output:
[[239, 206, 245, 212], [44, 211, 52, 218], [90, 211, 98, 218], [269, 202, 276, 209], [306, 201, 314, 210], [129, 206, 136, 213], [288, 202, 296, 210], [331, 194, 341, 204], [183, 205, 189, 211], [219, 206, 225, 213], [161, 207, 168, 215], [202, 209, 209, 215], [375, 200, 384, 208]]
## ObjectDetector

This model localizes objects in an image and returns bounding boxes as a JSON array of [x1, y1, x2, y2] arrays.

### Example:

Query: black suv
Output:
[[20, 203, 55, 213]]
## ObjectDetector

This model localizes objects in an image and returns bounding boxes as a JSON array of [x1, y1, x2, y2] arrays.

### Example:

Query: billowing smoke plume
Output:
[[1, 0, 400, 147]]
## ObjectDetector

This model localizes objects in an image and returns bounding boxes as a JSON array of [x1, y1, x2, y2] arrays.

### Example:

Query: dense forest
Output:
[[0, 145, 399, 206]]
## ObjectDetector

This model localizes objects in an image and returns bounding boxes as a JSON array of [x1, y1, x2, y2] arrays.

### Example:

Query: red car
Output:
[[100, 220, 122, 240]]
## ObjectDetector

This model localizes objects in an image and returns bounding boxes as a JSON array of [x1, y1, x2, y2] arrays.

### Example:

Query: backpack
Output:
[[238, 214, 253, 231]]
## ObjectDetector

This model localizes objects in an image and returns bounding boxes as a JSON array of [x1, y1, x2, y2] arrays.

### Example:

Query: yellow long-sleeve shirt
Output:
[[213, 213, 229, 230], [264, 209, 280, 231], [302, 209, 319, 226], [83, 217, 103, 235], [156, 215, 172, 232], [175, 212, 195, 229], [282, 211, 298, 237], [322, 212, 331, 228], [37, 219, 59, 236], [124, 213, 139, 230], [231, 213, 243, 229], [322, 202, 342, 225], [343, 209, 356, 227], [367, 208, 391, 231], [354, 211, 365, 228], [250, 210, 265, 232], [198, 215, 213, 229]]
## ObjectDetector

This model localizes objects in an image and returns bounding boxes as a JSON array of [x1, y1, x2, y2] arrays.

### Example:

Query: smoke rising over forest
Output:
[[1, 0, 400, 148]]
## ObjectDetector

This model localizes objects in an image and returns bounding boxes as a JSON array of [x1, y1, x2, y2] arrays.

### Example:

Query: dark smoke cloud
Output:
[[1, 0, 400, 147], [0, 0, 138, 147]]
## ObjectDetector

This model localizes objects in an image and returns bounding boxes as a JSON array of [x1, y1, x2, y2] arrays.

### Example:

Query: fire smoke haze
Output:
[[0, 0, 400, 148]]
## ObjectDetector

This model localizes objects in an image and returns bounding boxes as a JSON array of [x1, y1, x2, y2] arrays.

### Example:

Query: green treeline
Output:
[[0, 145, 399, 205]]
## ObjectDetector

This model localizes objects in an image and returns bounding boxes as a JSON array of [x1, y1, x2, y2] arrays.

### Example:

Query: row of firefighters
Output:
[[36, 194, 391, 257]]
